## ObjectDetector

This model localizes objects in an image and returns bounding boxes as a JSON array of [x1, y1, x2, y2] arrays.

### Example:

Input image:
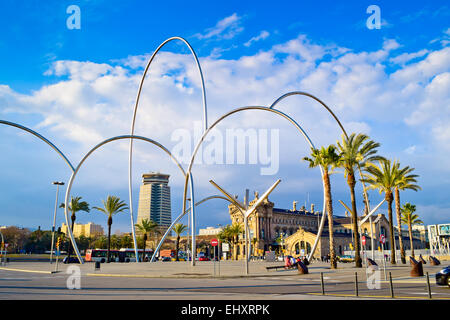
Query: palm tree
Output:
[[394, 164, 421, 264], [93, 196, 128, 263], [135, 218, 159, 261], [336, 133, 385, 268], [59, 196, 90, 261], [172, 223, 188, 261], [401, 203, 423, 259], [303, 145, 340, 269], [362, 159, 401, 264], [229, 223, 244, 260]]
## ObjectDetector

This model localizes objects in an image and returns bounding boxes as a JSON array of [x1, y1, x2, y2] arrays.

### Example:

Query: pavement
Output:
[[0, 259, 448, 300]]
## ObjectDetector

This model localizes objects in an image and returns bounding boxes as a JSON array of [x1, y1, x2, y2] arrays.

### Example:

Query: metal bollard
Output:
[[355, 272, 359, 297], [426, 272, 432, 299], [389, 272, 394, 298], [320, 272, 325, 295]]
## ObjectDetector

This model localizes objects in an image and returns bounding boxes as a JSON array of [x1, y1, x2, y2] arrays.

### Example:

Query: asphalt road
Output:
[[0, 267, 449, 300]]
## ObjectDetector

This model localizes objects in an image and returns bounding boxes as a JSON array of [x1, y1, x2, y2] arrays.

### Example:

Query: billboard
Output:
[[438, 224, 450, 236]]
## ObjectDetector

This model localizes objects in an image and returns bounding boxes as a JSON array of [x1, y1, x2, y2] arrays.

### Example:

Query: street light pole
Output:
[[50, 181, 64, 264]]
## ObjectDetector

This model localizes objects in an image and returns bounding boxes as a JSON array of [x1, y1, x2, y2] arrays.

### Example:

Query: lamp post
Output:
[[50, 181, 64, 264]]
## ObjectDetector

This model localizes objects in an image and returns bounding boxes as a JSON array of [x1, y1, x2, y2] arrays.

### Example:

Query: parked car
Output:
[[435, 266, 450, 287], [161, 256, 172, 262], [63, 256, 80, 264], [337, 255, 355, 263], [198, 256, 210, 261]]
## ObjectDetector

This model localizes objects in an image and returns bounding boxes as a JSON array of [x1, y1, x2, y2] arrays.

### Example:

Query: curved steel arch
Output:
[[270, 91, 373, 264], [0, 120, 82, 265], [64, 135, 187, 264], [150, 194, 245, 262], [128, 37, 208, 261], [179, 106, 328, 264]]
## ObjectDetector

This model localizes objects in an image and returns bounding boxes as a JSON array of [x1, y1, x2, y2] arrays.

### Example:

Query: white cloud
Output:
[[193, 13, 244, 40], [1, 34, 450, 225], [390, 49, 429, 65], [244, 30, 270, 47]]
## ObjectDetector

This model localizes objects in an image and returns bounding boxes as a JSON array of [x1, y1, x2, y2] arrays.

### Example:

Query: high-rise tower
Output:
[[137, 172, 171, 234]]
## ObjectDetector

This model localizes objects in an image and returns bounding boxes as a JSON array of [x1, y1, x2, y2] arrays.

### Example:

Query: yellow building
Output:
[[228, 192, 393, 260], [61, 222, 104, 238]]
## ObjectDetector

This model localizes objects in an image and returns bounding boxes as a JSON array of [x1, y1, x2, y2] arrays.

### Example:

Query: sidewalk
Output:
[[0, 260, 445, 280]]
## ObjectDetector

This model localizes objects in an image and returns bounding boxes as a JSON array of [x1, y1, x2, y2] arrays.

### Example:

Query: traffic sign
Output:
[[362, 235, 366, 246], [211, 238, 218, 247], [222, 243, 230, 252]]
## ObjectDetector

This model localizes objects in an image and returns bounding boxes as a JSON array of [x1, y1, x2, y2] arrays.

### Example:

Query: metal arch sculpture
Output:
[[0, 120, 82, 264], [128, 37, 208, 261], [177, 106, 328, 265], [269, 91, 374, 262], [64, 135, 187, 263], [150, 194, 245, 263]]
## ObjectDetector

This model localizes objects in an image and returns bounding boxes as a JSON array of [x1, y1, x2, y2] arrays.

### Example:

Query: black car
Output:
[[435, 266, 450, 287], [63, 256, 80, 264]]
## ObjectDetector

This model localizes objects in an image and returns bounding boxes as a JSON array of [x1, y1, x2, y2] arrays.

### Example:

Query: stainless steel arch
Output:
[[64, 135, 187, 264], [150, 194, 245, 262], [128, 37, 208, 261], [181, 106, 328, 264], [270, 91, 373, 264], [0, 120, 82, 265]]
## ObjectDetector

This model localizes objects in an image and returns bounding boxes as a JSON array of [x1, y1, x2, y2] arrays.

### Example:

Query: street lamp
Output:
[[50, 181, 64, 264]]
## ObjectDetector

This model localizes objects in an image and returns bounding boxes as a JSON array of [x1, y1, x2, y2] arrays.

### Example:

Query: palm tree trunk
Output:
[[347, 172, 362, 268], [408, 222, 414, 258], [143, 233, 147, 262], [107, 216, 112, 263], [176, 235, 180, 261], [67, 212, 76, 260], [386, 193, 396, 264], [394, 188, 406, 264], [324, 171, 337, 269]]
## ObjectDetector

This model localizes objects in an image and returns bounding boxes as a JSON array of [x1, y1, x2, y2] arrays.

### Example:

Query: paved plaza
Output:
[[0, 259, 448, 300]]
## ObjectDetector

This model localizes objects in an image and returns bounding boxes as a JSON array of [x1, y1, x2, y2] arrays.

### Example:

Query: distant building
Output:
[[228, 192, 395, 259], [199, 226, 223, 236], [61, 222, 104, 238], [137, 172, 172, 234]]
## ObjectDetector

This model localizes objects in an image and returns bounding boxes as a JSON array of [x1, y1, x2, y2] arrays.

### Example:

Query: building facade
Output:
[[228, 192, 393, 260], [136, 172, 172, 234], [199, 226, 223, 236], [61, 222, 104, 238]]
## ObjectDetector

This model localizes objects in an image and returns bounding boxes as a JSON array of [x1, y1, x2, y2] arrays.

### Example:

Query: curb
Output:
[[0, 267, 55, 274]]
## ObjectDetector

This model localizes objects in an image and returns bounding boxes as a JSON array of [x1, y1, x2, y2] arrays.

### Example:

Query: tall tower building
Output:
[[137, 172, 172, 234]]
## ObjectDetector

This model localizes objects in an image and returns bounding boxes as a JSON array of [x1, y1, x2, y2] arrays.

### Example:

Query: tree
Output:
[[172, 223, 188, 261], [59, 196, 90, 261], [229, 223, 244, 260], [362, 159, 401, 264], [135, 218, 159, 261], [93, 196, 128, 263], [303, 145, 340, 269], [336, 133, 385, 268], [401, 203, 423, 259], [393, 164, 421, 264]]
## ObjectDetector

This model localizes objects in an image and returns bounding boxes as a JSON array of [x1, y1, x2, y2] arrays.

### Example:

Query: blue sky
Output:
[[0, 0, 449, 234]]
